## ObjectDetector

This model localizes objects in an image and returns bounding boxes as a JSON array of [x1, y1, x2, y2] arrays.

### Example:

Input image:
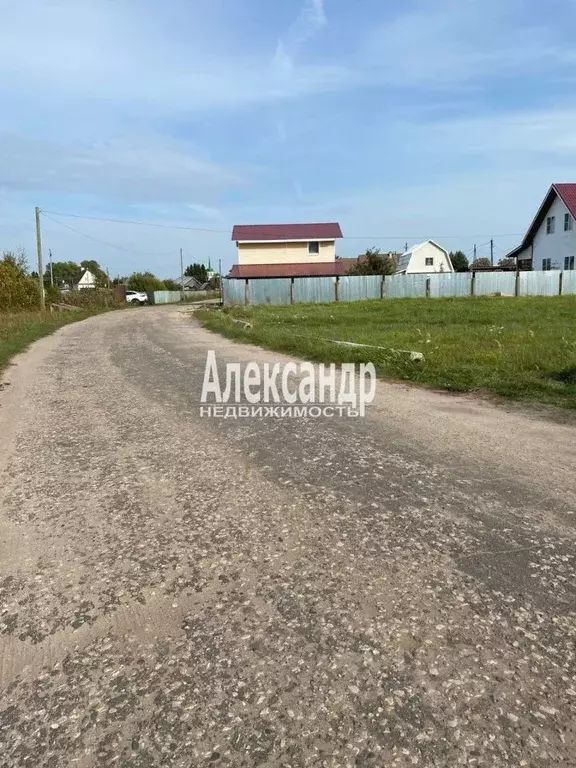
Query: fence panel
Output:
[[519, 271, 561, 296], [384, 274, 428, 298], [249, 278, 292, 305], [222, 279, 245, 306], [562, 271, 576, 295], [474, 272, 516, 296], [293, 277, 336, 304], [148, 290, 182, 305], [338, 275, 382, 302], [429, 272, 472, 298]]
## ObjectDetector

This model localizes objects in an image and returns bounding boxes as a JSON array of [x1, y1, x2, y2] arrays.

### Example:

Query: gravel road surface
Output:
[[1, 306, 576, 767]]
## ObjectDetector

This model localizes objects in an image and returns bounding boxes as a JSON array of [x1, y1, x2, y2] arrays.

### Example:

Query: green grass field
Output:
[[0, 311, 96, 373], [197, 296, 576, 409]]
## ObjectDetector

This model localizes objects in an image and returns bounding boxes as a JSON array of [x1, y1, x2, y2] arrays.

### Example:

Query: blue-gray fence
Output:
[[147, 290, 182, 305], [223, 270, 576, 306]]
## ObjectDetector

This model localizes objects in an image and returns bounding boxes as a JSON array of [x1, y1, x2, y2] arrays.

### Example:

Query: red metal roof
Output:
[[507, 183, 576, 259], [228, 262, 348, 279], [553, 184, 576, 219], [232, 222, 343, 242]]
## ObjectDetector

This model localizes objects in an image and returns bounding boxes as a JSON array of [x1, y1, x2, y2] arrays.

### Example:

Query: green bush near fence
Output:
[[197, 296, 576, 411], [56, 288, 124, 309]]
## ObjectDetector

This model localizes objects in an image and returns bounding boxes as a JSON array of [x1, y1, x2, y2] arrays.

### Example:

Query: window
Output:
[[308, 241, 320, 255], [425, 257, 434, 266], [565, 256, 575, 270], [565, 213, 574, 231], [546, 216, 556, 234], [542, 258, 552, 271]]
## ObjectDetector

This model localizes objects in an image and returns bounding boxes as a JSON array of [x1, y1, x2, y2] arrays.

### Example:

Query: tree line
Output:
[[345, 248, 516, 275]]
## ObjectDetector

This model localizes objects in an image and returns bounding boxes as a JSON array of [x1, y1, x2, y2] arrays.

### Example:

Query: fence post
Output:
[[470, 272, 476, 297], [515, 270, 520, 297], [335, 276, 339, 302], [290, 278, 294, 305], [244, 279, 250, 306], [381, 276, 385, 299], [559, 271, 564, 296], [425, 277, 431, 298]]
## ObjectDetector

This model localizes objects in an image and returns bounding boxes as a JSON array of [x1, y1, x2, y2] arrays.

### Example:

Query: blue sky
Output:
[[1, 0, 576, 276]]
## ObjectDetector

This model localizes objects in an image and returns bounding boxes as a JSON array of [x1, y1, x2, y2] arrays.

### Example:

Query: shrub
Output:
[[0, 259, 40, 311], [58, 289, 124, 309]]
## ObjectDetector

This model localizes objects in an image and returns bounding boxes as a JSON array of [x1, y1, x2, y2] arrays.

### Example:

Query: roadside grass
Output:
[[180, 291, 221, 303], [0, 311, 99, 373], [196, 296, 576, 410]]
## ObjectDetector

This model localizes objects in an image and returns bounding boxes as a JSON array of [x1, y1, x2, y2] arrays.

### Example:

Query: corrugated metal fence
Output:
[[147, 290, 182, 305], [223, 270, 576, 306]]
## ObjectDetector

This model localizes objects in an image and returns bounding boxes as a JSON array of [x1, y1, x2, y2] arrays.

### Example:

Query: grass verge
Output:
[[0, 310, 101, 373], [196, 296, 576, 410]]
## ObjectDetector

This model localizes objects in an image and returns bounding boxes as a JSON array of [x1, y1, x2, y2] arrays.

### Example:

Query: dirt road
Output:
[[1, 306, 576, 767]]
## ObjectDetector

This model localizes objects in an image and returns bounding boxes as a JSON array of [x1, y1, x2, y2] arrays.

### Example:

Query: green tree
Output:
[[498, 257, 516, 268], [163, 278, 181, 291], [127, 271, 166, 292], [184, 263, 208, 282], [0, 251, 39, 310], [347, 248, 396, 276], [449, 251, 469, 272], [44, 261, 79, 286], [471, 257, 492, 269], [2, 248, 29, 277]]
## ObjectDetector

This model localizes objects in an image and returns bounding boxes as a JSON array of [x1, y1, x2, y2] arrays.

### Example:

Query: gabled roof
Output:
[[507, 183, 576, 259], [402, 239, 448, 257], [228, 262, 348, 279], [232, 222, 343, 242]]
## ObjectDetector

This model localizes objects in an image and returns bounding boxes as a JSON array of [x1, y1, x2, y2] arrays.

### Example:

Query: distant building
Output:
[[60, 268, 97, 291], [507, 183, 576, 271], [395, 241, 454, 274], [229, 222, 344, 278]]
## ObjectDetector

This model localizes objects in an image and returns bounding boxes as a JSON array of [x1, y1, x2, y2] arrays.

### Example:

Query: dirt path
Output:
[[1, 306, 575, 767]]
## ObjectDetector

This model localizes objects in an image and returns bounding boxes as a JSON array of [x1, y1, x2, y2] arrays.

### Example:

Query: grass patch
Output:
[[0, 310, 102, 373], [196, 296, 576, 409]]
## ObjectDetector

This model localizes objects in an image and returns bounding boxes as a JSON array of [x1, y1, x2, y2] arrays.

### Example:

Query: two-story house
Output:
[[229, 222, 344, 278], [507, 184, 576, 271]]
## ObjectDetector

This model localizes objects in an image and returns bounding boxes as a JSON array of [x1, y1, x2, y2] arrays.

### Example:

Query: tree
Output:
[[449, 250, 469, 272], [127, 271, 166, 292], [347, 248, 396, 276], [163, 278, 181, 291], [470, 257, 492, 269], [184, 263, 208, 283], [498, 257, 516, 268], [44, 261, 80, 286], [2, 248, 29, 277]]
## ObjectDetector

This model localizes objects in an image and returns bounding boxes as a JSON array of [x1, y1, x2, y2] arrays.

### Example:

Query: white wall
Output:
[[531, 195, 576, 270], [401, 242, 454, 274]]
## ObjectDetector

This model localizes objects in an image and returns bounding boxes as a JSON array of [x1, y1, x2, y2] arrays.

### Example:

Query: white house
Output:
[[507, 184, 576, 271], [395, 240, 454, 274], [76, 268, 97, 289]]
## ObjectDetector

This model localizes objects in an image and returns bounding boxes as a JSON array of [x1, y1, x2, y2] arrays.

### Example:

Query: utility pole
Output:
[[473, 244, 477, 263], [490, 239, 494, 267], [180, 248, 184, 301], [106, 267, 110, 288], [35, 207, 45, 311], [218, 258, 222, 305], [49, 248, 54, 287]]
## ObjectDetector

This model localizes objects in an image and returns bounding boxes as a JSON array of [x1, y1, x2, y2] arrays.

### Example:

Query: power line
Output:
[[40, 209, 523, 241], [41, 213, 175, 257], [42, 210, 230, 234]]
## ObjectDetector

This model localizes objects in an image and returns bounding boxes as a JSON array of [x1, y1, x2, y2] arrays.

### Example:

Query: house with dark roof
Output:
[[229, 223, 343, 279], [507, 184, 576, 272]]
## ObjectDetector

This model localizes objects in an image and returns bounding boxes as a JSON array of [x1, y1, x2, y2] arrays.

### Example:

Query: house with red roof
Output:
[[229, 222, 344, 279], [507, 184, 576, 272]]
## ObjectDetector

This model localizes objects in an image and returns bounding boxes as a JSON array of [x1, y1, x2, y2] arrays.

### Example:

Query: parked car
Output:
[[126, 290, 148, 306]]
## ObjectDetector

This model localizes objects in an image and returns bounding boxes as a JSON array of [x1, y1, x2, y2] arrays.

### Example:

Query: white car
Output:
[[125, 290, 148, 305]]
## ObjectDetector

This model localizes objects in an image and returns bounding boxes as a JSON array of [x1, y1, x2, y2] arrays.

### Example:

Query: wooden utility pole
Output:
[[180, 248, 184, 301], [49, 249, 54, 287], [218, 258, 223, 305], [35, 207, 45, 310], [473, 244, 477, 262], [490, 239, 494, 267]]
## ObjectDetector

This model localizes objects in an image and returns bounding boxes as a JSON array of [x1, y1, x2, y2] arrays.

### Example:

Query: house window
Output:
[[425, 257, 434, 266], [564, 256, 575, 270], [565, 213, 573, 231], [308, 241, 320, 255], [542, 258, 552, 271], [546, 216, 555, 234]]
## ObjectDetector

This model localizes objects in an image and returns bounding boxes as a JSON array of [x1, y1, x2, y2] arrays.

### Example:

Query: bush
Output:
[[58, 289, 124, 309], [0, 259, 40, 311]]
